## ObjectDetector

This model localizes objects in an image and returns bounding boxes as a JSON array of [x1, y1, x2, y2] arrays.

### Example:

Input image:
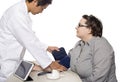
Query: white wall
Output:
[[0, 0, 120, 81]]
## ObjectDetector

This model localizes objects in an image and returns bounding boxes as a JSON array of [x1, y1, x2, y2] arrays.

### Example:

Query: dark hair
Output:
[[26, 0, 52, 6], [82, 15, 103, 37]]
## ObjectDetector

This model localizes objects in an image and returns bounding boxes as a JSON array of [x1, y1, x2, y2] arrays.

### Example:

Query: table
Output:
[[6, 70, 82, 82]]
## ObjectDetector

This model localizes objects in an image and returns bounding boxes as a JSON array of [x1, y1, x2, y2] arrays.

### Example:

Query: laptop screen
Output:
[[14, 60, 34, 80]]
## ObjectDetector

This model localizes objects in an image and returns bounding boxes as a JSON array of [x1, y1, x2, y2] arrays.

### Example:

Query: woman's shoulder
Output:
[[95, 37, 110, 44], [94, 37, 113, 51], [88, 36, 109, 46]]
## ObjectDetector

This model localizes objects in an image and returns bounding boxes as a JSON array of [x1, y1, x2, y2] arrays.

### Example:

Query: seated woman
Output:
[[32, 14, 117, 82], [68, 14, 117, 82]]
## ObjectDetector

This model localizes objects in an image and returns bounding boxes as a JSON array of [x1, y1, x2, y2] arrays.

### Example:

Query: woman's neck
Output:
[[82, 35, 93, 42]]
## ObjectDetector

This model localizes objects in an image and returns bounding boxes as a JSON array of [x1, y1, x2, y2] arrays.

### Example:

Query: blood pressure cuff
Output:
[[59, 56, 70, 68], [52, 47, 67, 60], [52, 47, 70, 68]]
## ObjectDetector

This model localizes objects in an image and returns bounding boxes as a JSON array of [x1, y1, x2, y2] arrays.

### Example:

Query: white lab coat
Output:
[[0, 0, 52, 81]]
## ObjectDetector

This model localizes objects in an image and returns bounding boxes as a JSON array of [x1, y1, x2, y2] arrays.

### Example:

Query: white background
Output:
[[0, 0, 120, 81]]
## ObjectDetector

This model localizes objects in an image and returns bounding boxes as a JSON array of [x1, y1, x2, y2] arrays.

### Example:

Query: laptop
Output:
[[14, 60, 34, 81]]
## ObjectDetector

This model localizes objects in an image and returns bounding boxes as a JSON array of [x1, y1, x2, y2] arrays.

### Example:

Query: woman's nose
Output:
[[75, 27, 78, 30]]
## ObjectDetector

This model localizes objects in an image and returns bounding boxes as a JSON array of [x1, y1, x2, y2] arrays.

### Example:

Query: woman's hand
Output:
[[48, 61, 67, 72]]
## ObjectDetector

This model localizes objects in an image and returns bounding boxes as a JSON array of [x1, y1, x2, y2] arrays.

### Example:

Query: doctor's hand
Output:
[[32, 64, 43, 71], [47, 46, 59, 53]]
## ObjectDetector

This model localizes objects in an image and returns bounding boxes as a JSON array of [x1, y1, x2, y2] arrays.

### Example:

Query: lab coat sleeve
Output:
[[6, 14, 52, 68], [86, 40, 113, 82]]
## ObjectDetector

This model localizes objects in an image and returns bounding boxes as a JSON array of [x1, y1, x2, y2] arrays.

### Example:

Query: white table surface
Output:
[[6, 70, 82, 82]]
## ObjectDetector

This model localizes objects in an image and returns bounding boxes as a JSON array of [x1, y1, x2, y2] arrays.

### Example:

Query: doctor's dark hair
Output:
[[26, 0, 52, 6], [82, 15, 103, 37]]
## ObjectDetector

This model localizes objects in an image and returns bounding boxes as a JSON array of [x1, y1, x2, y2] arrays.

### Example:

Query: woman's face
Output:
[[76, 18, 91, 40]]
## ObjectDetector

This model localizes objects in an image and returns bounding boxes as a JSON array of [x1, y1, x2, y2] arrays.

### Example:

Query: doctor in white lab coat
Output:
[[0, 0, 66, 82]]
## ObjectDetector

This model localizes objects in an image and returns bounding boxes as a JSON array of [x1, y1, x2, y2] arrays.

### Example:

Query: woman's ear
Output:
[[88, 28, 92, 34], [33, 0, 38, 6]]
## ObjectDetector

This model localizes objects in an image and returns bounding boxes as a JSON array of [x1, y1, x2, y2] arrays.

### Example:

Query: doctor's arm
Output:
[[7, 14, 65, 71]]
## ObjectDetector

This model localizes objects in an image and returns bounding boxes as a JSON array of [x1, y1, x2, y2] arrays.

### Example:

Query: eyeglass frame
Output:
[[77, 23, 89, 28]]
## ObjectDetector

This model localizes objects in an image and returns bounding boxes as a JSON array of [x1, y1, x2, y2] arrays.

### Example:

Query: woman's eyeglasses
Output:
[[77, 23, 88, 28]]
